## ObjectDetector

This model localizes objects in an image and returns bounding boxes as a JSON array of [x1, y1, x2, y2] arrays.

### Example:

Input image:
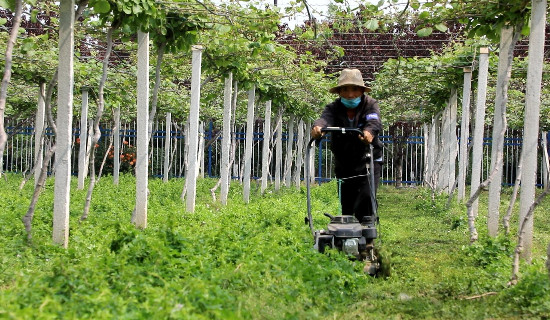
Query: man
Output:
[[311, 68, 383, 223]]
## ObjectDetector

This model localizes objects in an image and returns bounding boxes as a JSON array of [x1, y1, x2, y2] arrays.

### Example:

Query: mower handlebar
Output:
[[320, 127, 364, 137]]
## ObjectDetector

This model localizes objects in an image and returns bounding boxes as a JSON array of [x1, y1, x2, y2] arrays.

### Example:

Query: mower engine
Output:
[[313, 213, 378, 266]]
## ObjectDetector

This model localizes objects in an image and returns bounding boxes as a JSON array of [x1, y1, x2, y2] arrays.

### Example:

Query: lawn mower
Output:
[[305, 127, 383, 276]]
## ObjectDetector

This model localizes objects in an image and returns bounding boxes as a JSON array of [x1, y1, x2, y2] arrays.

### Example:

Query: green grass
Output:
[[0, 173, 549, 319]]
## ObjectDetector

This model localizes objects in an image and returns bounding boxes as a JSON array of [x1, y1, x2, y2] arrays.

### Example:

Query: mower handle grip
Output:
[[320, 127, 364, 137]]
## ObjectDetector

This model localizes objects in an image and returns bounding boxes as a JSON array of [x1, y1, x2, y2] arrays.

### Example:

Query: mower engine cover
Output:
[[327, 215, 363, 237], [314, 215, 377, 261]]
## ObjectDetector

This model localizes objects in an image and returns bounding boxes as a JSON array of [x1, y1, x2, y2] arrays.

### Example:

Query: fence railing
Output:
[[3, 120, 550, 187]]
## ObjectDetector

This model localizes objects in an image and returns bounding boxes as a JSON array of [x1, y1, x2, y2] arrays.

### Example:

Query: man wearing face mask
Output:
[[311, 68, 383, 224]]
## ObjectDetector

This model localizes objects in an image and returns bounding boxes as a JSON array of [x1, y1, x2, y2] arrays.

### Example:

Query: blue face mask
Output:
[[340, 96, 361, 109]]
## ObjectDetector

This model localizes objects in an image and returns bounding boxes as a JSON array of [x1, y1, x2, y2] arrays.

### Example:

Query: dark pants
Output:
[[337, 162, 382, 223]]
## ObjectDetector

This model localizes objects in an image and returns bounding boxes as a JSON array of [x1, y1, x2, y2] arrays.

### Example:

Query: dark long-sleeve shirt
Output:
[[313, 94, 383, 178]]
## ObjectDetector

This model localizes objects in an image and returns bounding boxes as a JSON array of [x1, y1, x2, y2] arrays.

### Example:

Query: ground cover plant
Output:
[[0, 173, 549, 319]]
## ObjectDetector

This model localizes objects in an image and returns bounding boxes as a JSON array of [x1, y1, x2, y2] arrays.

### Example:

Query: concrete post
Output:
[[185, 45, 203, 212], [135, 30, 149, 228], [53, 0, 75, 247], [469, 47, 490, 218]]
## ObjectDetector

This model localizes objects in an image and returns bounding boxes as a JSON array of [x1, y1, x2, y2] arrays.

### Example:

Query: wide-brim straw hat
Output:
[[329, 68, 371, 93]]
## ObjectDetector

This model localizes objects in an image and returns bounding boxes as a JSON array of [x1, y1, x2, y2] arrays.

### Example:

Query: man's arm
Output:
[[311, 103, 336, 139], [360, 98, 382, 144]]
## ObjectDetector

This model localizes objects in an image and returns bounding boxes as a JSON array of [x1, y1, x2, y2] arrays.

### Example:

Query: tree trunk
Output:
[[0, 0, 22, 177], [148, 42, 166, 143], [97, 134, 114, 181], [542, 131, 549, 189], [21, 72, 58, 241], [19, 85, 47, 190], [82, 26, 114, 221], [503, 161, 522, 235], [22, 145, 56, 243], [511, 184, 550, 284], [488, 24, 522, 237], [465, 119, 507, 243]]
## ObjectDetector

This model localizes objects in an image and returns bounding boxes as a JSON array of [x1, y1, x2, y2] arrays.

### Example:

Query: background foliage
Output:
[[2, 1, 550, 129]]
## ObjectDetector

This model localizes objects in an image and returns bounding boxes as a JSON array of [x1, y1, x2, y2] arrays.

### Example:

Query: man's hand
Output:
[[359, 130, 373, 145], [311, 126, 324, 139]]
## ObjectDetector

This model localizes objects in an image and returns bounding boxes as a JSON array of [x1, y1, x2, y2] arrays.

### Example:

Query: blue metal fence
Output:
[[3, 120, 549, 187]]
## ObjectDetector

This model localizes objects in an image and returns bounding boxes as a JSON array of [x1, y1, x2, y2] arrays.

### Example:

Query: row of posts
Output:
[[50, 1, 207, 247]]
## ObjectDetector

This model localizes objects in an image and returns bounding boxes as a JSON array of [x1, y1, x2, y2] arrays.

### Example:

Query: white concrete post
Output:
[[437, 103, 450, 192], [77, 88, 88, 189], [220, 74, 233, 204], [261, 100, 272, 194], [306, 121, 314, 185], [84, 119, 92, 179], [448, 88, 458, 193], [34, 83, 46, 186], [519, 0, 546, 260], [243, 86, 255, 203], [422, 123, 432, 185], [542, 132, 549, 189], [469, 47, 490, 218], [284, 116, 295, 187], [425, 117, 437, 187], [457, 68, 472, 201], [199, 121, 205, 179], [275, 111, 282, 191], [135, 30, 149, 228], [113, 107, 120, 185], [294, 119, 304, 188], [163, 112, 171, 182], [185, 45, 203, 212], [53, 0, 74, 247]]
